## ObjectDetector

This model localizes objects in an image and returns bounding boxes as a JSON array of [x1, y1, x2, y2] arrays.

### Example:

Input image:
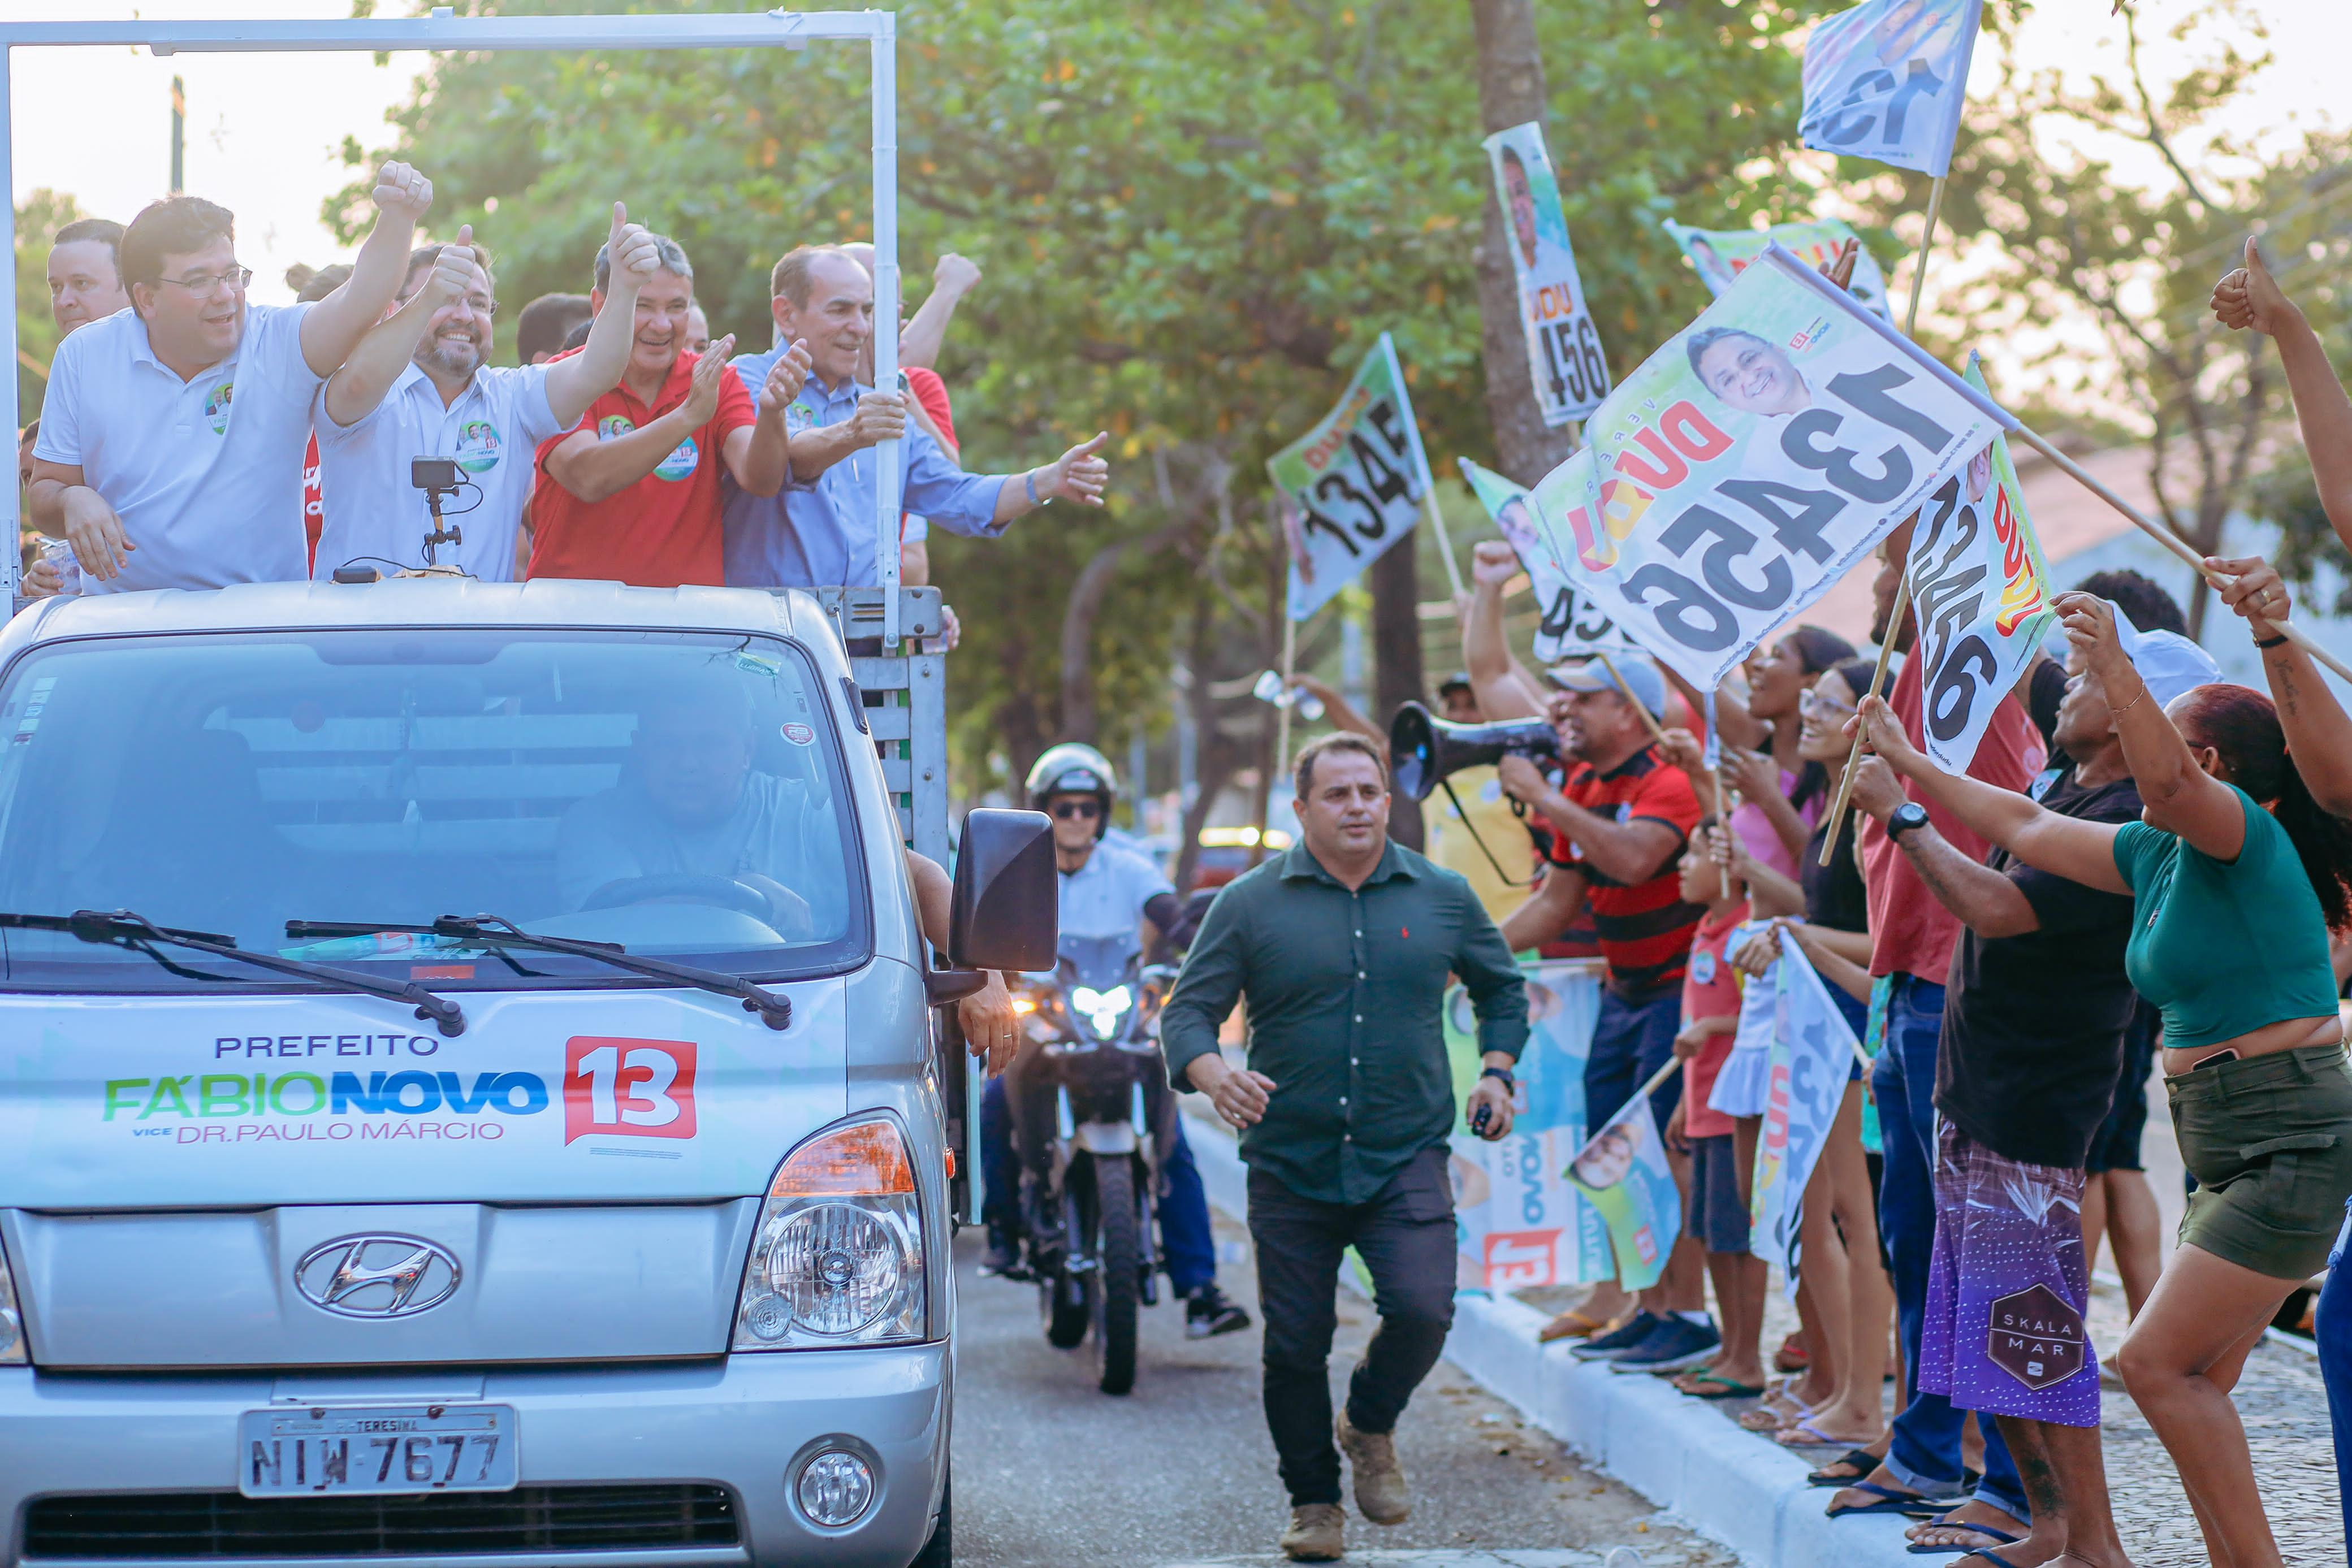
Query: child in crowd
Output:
[[1663, 820, 1765, 1398]]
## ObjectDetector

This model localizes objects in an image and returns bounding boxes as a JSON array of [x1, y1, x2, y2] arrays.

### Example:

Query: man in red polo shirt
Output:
[[529, 231, 805, 587]]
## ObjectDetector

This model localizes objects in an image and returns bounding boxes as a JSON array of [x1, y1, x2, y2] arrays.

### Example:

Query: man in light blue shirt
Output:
[[723, 244, 1110, 588]]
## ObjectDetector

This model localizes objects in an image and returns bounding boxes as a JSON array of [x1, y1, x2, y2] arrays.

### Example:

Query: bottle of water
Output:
[[37, 537, 80, 596]]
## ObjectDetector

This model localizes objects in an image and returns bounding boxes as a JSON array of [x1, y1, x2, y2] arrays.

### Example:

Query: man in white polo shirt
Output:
[[27, 164, 435, 593], [309, 204, 662, 581]]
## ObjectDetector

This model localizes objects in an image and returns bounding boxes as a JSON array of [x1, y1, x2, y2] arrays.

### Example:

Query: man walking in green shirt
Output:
[[1162, 733, 1528, 1563]]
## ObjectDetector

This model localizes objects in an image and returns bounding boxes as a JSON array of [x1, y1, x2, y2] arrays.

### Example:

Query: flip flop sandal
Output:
[[1674, 1370, 1766, 1399], [1538, 1309, 1614, 1343], [1807, 1448, 1883, 1487], [1736, 1402, 1802, 1433], [1906, 1517, 2025, 1556], [1824, 1480, 1931, 1518], [1774, 1333, 1809, 1372], [1774, 1418, 1851, 1449]]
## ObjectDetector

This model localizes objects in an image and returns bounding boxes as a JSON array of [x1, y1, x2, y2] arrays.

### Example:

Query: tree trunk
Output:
[[1370, 538, 1425, 851], [1468, 0, 1576, 487]]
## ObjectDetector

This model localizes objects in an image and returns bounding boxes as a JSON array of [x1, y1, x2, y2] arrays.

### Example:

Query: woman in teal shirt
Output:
[[1853, 589, 2352, 1568]]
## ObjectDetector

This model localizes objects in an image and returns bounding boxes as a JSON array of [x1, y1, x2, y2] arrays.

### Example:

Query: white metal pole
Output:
[[870, 12, 902, 647], [1, 44, 18, 603]]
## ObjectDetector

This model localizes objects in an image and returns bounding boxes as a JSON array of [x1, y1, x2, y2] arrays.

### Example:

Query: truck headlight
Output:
[[0, 1236, 24, 1365], [734, 1116, 924, 1350]]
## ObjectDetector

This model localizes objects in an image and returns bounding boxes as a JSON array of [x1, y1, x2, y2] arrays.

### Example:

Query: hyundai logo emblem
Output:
[[292, 1235, 462, 1319]]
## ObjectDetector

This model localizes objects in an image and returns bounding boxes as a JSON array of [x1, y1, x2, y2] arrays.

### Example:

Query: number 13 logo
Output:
[[563, 1037, 698, 1145]]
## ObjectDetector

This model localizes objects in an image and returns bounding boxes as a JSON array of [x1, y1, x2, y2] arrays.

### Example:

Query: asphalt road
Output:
[[947, 1210, 1739, 1568]]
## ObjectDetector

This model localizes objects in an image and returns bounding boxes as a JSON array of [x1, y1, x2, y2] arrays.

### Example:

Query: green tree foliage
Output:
[[341, 0, 1839, 804], [14, 187, 88, 424], [1856, 1, 2350, 633]]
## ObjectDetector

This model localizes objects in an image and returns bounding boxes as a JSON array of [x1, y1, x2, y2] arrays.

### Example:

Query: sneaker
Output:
[[978, 1224, 1028, 1280], [1279, 1502, 1346, 1562], [1335, 1409, 1411, 1524], [1186, 1284, 1251, 1339], [1570, 1309, 1667, 1361], [1609, 1315, 1722, 1375]]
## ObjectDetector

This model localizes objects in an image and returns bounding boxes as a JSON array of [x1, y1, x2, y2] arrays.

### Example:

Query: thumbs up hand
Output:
[[606, 202, 663, 293], [2211, 235, 2301, 337]]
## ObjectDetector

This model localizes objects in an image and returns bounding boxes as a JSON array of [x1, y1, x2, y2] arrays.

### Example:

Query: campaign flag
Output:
[[1749, 938, 1862, 1300], [1484, 122, 1611, 425], [1459, 457, 1637, 664], [1525, 242, 2009, 692], [1443, 961, 1612, 1290], [1798, 0, 1984, 178], [1664, 216, 1894, 323], [1904, 353, 2056, 772], [1269, 332, 1437, 621], [1563, 1088, 1682, 1293]]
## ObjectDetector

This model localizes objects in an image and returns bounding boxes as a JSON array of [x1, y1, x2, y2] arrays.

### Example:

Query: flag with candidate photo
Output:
[[1524, 242, 2009, 692], [1748, 937, 1864, 1300], [1563, 1091, 1682, 1293], [1458, 457, 1637, 664], [1268, 333, 1437, 622], [1902, 353, 2057, 772], [1483, 122, 1610, 425], [1798, 0, 1984, 178], [1664, 216, 1894, 323]]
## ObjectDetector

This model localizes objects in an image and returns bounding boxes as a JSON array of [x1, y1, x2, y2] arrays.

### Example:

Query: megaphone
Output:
[[1389, 700, 1559, 801]]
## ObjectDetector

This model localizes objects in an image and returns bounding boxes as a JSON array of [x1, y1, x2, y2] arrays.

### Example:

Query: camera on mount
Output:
[[410, 456, 465, 565]]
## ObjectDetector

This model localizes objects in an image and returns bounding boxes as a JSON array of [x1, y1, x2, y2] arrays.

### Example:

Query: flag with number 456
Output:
[[1484, 121, 1610, 426], [1269, 332, 1438, 622]]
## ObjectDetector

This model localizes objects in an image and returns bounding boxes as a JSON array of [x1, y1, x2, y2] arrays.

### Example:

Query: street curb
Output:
[[1179, 1103, 1918, 1568]]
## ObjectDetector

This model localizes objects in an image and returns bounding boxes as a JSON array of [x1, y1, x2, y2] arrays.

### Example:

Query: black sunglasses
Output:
[[1052, 800, 1102, 820]]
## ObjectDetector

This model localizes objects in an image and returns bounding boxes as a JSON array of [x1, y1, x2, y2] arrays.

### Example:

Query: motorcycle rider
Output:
[[978, 742, 1250, 1339]]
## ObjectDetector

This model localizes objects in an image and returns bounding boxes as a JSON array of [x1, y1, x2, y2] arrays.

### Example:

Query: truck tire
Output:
[[907, 1467, 951, 1567], [1091, 1156, 1140, 1395]]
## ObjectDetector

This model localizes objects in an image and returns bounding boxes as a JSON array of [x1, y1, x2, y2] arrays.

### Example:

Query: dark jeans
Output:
[[1161, 1119, 1215, 1296], [979, 1073, 1016, 1233], [1248, 1145, 1456, 1506], [1587, 982, 1683, 1134], [2319, 1201, 2352, 1561], [1875, 976, 2025, 1519]]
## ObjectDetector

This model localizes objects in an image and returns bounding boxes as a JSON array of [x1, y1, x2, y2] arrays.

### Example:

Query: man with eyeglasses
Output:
[[308, 206, 663, 582], [27, 164, 436, 593]]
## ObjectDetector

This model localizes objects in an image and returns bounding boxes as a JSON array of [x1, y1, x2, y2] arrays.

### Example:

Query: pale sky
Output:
[[0, 0, 2344, 318]]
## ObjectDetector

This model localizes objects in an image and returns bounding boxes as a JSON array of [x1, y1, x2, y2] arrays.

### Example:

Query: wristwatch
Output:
[[1886, 801, 1931, 843]]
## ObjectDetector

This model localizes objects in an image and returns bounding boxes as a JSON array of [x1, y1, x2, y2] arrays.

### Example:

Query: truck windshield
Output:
[[0, 627, 869, 990]]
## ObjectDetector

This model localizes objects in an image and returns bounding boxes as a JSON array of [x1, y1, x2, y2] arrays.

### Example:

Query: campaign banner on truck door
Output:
[[1903, 353, 2056, 773], [1458, 457, 1637, 664], [1443, 959, 1618, 1292], [1525, 242, 2010, 692], [1270, 332, 1437, 622], [1798, 0, 1984, 178], [1664, 216, 1893, 323], [1484, 122, 1610, 425]]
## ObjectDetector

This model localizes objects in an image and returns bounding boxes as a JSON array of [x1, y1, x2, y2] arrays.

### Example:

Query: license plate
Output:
[[236, 1404, 517, 1498]]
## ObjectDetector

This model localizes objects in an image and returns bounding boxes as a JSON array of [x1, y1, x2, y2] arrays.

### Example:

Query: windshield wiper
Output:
[[283, 913, 793, 1031], [0, 909, 466, 1037]]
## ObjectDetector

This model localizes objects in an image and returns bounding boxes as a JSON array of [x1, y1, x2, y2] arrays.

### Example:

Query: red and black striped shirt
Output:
[[1546, 745, 1705, 996]]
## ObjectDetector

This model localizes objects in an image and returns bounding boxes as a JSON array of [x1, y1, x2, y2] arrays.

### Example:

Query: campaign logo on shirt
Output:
[[1691, 950, 1717, 985], [453, 418, 503, 474], [204, 380, 235, 435], [652, 437, 698, 482], [783, 400, 816, 435], [597, 414, 635, 441]]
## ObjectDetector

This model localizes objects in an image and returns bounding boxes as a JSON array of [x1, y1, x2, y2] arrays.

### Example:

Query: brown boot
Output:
[[1279, 1502, 1346, 1561], [1335, 1409, 1411, 1524]]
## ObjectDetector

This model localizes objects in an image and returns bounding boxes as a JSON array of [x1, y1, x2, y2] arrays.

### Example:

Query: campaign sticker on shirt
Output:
[[1614, 803, 1632, 824], [597, 414, 635, 441], [784, 400, 816, 435], [652, 436, 698, 482], [1692, 950, 1717, 985], [779, 722, 815, 746], [453, 418, 503, 474], [204, 380, 235, 435]]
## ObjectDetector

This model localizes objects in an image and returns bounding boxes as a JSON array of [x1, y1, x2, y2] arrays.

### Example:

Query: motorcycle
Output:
[[1010, 933, 1176, 1396]]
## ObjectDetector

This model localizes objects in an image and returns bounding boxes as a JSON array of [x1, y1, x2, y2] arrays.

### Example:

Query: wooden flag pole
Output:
[[1422, 486, 1467, 602], [1903, 175, 1948, 339], [1818, 553, 1915, 868], [1564, 1055, 1685, 1171], [2013, 425, 2352, 687], [1711, 765, 1733, 900], [1274, 609, 1298, 798]]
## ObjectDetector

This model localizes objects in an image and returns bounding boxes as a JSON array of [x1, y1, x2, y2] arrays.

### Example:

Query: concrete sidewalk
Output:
[[1178, 1102, 2342, 1568]]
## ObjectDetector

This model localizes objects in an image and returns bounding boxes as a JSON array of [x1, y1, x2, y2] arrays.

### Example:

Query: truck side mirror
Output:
[[947, 808, 1057, 973]]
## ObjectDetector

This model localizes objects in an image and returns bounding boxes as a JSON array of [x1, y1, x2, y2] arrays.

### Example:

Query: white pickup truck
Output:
[[0, 577, 1052, 1567]]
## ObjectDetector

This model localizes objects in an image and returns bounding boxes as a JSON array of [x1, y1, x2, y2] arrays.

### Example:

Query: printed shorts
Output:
[[1917, 1122, 2099, 1428]]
